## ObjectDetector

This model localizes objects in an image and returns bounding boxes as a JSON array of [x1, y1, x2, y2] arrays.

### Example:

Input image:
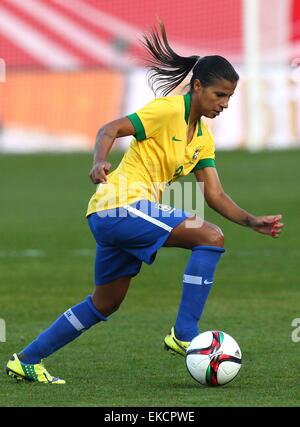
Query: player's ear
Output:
[[193, 79, 203, 93]]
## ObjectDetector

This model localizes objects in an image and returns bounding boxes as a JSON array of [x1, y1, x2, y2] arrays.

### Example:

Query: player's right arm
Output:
[[89, 117, 135, 184]]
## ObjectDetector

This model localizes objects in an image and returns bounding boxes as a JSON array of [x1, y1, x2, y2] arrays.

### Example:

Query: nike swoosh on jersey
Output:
[[172, 136, 182, 142]]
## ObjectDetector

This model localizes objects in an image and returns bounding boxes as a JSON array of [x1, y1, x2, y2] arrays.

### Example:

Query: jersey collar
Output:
[[183, 92, 203, 137]]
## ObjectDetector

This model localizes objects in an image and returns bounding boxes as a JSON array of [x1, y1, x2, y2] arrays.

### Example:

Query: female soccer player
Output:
[[6, 22, 283, 383]]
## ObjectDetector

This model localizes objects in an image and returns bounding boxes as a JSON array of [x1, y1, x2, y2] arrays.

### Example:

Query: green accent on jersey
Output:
[[184, 93, 191, 124], [172, 136, 182, 142], [197, 119, 203, 136], [193, 158, 216, 172], [174, 165, 183, 178], [127, 113, 146, 141], [167, 165, 184, 185], [184, 92, 203, 136]]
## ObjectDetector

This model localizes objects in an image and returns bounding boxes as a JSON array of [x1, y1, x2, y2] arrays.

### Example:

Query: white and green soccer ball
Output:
[[185, 330, 242, 386]]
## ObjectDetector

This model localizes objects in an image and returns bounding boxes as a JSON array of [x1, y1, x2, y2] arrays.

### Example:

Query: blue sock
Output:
[[18, 295, 107, 364], [174, 245, 225, 341]]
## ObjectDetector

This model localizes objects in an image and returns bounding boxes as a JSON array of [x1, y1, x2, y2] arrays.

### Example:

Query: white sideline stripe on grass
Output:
[[0, 250, 46, 257], [0, 249, 94, 258], [160, 249, 300, 258], [0, 249, 297, 258], [230, 249, 290, 257], [71, 249, 94, 257]]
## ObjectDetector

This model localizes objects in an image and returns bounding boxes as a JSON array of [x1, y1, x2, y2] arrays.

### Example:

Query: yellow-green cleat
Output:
[[164, 327, 190, 356], [6, 353, 65, 384]]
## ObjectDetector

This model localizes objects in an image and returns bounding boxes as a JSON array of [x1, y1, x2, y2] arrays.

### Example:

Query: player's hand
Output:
[[249, 214, 284, 238], [89, 161, 111, 184]]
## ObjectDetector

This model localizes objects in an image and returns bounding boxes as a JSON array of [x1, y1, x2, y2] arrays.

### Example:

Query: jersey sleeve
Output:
[[193, 158, 216, 171], [192, 126, 216, 172], [127, 97, 176, 141]]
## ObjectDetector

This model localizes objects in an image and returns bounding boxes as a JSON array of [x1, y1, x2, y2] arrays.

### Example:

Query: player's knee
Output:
[[106, 300, 122, 316], [92, 297, 121, 317], [205, 225, 224, 248]]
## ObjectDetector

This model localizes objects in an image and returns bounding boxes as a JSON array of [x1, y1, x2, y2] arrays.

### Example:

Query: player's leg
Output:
[[6, 221, 140, 384], [164, 215, 225, 354], [18, 275, 132, 364], [164, 215, 224, 249], [103, 202, 224, 354], [6, 210, 142, 383], [94, 203, 224, 355], [91, 276, 132, 316], [6, 276, 132, 384]]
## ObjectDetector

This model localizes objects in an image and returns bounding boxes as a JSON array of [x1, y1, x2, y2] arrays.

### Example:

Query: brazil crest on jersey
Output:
[[87, 93, 216, 216]]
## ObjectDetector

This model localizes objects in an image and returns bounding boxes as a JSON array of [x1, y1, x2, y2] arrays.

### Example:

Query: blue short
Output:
[[87, 200, 189, 285]]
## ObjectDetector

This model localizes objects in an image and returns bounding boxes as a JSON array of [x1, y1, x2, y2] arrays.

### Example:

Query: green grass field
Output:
[[0, 149, 299, 407]]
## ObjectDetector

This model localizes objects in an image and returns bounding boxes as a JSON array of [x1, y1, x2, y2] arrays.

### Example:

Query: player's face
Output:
[[193, 78, 237, 119]]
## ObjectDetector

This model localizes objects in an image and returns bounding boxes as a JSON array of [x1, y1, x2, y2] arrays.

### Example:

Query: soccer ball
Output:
[[185, 330, 242, 386]]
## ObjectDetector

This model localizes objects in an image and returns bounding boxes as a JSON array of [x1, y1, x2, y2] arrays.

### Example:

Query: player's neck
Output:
[[189, 94, 202, 124]]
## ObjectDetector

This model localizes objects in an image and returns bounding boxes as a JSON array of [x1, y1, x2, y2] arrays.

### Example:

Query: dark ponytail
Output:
[[142, 21, 199, 96], [142, 21, 239, 97]]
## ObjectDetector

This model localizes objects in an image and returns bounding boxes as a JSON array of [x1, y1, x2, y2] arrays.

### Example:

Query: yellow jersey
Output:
[[87, 93, 216, 216]]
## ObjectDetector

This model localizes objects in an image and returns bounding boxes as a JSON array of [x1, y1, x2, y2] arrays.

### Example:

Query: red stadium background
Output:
[[0, 0, 299, 151]]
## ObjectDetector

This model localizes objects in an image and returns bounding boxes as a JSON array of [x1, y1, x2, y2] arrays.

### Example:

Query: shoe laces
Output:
[[35, 361, 53, 380]]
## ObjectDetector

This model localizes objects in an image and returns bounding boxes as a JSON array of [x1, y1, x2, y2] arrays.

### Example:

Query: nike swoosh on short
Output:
[[204, 280, 214, 285]]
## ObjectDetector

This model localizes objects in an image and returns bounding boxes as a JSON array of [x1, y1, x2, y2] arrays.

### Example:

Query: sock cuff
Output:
[[192, 245, 225, 253], [86, 295, 108, 321]]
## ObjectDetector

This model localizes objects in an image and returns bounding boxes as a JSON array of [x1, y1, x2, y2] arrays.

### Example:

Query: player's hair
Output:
[[142, 21, 239, 96]]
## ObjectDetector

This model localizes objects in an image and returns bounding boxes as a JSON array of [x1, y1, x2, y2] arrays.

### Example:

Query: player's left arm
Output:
[[194, 167, 284, 238]]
